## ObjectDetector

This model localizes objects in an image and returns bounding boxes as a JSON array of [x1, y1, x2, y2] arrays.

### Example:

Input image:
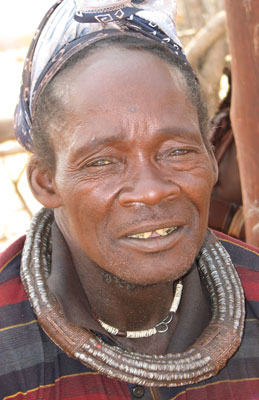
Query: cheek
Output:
[[178, 167, 214, 236], [182, 167, 214, 204], [57, 176, 120, 237]]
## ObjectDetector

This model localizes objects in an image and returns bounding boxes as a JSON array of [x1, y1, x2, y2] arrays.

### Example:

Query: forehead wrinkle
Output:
[[69, 114, 148, 154]]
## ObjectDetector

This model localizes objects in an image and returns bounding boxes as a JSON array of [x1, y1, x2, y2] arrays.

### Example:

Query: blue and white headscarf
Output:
[[14, 0, 188, 151]]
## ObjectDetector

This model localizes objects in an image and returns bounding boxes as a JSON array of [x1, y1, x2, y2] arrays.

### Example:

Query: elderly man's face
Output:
[[49, 48, 217, 285]]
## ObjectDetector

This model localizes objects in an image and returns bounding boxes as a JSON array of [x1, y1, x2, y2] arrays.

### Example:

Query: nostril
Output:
[[118, 180, 180, 207], [167, 192, 179, 201]]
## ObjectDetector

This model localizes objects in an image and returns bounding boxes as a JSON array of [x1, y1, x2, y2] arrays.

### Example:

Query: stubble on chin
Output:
[[101, 270, 159, 292]]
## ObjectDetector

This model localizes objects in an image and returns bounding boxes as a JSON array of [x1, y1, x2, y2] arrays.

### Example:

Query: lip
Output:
[[119, 225, 184, 253], [120, 221, 186, 238]]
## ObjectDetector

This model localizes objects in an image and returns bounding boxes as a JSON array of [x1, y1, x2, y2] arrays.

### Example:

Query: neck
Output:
[[69, 241, 175, 332]]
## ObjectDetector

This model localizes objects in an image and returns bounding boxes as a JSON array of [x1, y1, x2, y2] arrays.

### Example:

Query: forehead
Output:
[[58, 47, 188, 107], [51, 47, 201, 152]]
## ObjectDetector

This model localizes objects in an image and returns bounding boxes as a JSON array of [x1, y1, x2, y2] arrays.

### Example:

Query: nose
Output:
[[118, 163, 180, 207]]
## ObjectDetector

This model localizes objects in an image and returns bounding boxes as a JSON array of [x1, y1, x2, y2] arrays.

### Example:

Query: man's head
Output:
[[28, 37, 218, 286]]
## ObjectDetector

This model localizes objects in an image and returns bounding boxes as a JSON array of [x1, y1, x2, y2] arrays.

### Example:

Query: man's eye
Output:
[[169, 149, 191, 156], [88, 160, 112, 167]]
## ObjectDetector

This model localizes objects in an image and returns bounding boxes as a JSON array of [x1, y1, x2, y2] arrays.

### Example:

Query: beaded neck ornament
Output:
[[20, 208, 245, 387], [93, 280, 183, 338]]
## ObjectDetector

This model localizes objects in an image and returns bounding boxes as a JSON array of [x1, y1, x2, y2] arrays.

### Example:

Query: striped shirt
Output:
[[0, 232, 258, 400]]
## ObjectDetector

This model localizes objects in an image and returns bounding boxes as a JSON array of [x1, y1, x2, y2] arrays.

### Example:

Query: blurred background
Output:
[[0, 0, 237, 250], [0, 1, 54, 250]]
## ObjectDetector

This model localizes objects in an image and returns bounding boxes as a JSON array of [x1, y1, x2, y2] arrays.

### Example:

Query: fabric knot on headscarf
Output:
[[14, 0, 188, 152], [74, 0, 143, 23]]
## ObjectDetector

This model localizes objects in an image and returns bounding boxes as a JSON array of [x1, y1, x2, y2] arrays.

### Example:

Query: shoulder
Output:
[[0, 237, 52, 397], [0, 236, 26, 276], [0, 238, 113, 399], [215, 231, 259, 319], [0, 235, 33, 333], [0, 235, 36, 349], [0, 236, 27, 311], [0, 236, 27, 305], [214, 230, 259, 270]]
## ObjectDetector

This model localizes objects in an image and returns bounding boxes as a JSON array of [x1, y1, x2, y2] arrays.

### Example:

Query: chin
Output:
[[105, 251, 196, 287]]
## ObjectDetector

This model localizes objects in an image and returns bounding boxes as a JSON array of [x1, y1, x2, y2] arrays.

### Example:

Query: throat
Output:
[[90, 279, 182, 355], [93, 280, 183, 338], [86, 276, 177, 334]]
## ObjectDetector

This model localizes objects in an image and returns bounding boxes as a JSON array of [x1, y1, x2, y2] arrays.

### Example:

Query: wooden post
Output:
[[224, 0, 259, 247]]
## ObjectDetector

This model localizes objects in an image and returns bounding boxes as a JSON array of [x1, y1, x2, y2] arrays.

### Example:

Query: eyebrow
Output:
[[156, 126, 201, 139], [84, 135, 121, 150], [70, 133, 125, 162], [70, 125, 201, 160]]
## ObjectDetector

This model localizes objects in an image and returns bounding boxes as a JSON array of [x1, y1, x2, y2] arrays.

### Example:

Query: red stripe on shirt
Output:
[[235, 267, 259, 301], [0, 236, 25, 273], [214, 230, 259, 256], [0, 276, 28, 307], [172, 379, 259, 400], [5, 373, 131, 400]]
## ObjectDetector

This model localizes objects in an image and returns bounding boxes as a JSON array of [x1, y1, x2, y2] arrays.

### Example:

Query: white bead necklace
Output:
[[95, 281, 183, 338]]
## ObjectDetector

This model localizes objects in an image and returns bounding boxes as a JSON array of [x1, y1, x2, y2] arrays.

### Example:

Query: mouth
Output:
[[120, 224, 184, 253], [127, 226, 178, 239]]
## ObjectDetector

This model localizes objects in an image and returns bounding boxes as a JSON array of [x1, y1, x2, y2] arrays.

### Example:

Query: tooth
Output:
[[155, 227, 177, 236], [129, 234, 143, 238], [155, 228, 168, 236], [128, 228, 177, 239], [137, 233, 145, 239], [128, 231, 152, 239], [143, 231, 152, 239]]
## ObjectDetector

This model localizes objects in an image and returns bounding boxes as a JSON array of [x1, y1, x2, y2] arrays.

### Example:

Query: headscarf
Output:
[[14, 0, 188, 151]]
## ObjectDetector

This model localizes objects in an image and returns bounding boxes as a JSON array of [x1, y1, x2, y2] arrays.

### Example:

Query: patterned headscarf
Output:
[[14, 0, 188, 151]]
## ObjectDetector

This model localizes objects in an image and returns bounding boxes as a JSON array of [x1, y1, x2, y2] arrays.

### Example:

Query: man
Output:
[[0, 0, 258, 398]]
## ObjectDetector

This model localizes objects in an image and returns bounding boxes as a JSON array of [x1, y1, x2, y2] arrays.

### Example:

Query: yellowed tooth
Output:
[[143, 231, 152, 239], [155, 228, 168, 235]]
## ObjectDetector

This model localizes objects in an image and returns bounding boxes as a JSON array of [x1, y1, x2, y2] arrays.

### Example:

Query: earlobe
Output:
[[27, 155, 62, 209]]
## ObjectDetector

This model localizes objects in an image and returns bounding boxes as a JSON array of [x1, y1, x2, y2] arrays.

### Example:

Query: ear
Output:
[[27, 155, 62, 209], [208, 146, 219, 186]]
